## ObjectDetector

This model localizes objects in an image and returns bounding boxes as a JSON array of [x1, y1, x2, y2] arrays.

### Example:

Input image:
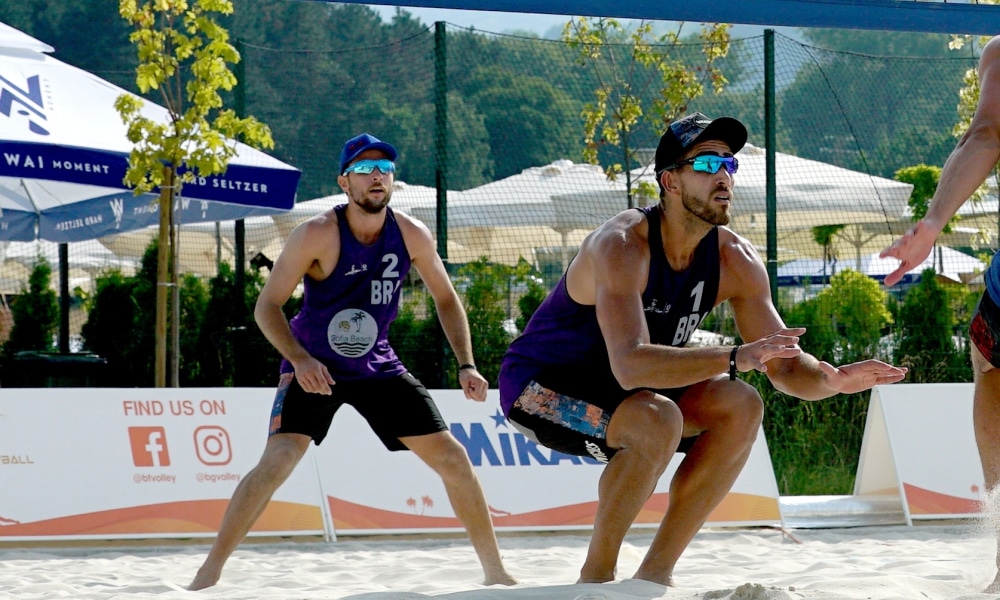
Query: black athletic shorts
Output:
[[268, 371, 447, 451], [971, 290, 1000, 368], [506, 364, 697, 464]]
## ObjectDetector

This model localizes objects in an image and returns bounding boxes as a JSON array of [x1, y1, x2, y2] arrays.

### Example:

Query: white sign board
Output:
[[0, 388, 326, 540], [314, 390, 782, 534], [855, 383, 985, 524]]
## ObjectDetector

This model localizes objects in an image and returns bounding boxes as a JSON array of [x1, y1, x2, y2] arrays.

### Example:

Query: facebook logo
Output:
[[128, 426, 171, 467]]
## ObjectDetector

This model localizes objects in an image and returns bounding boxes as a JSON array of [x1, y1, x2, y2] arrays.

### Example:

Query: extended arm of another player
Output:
[[881, 36, 1000, 287]]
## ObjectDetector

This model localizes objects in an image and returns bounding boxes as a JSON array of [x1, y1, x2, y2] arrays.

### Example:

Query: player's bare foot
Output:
[[985, 571, 1000, 594], [187, 568, 220, 591], [484, 569, 518, 586]]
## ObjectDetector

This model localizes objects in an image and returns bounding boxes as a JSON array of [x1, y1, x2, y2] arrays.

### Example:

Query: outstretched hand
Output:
[[879, 220, 938, 287], [817, 359, 908, 394], [736, 327, 806, 374]]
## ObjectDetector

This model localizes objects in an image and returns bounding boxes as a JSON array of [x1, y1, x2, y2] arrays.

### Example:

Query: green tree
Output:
[[811, 270, 892, 362], [457, 259, 516, 386], [80, 270, 145, 384], [390, 295, 446, 389], [386, 93, 494, 190], [763, 269, 893, 494], [811, 224, 846, 284], [79, 241, 162, 387], [779, 34, 969, 176], [893, 269, 970, 382], [3, 259, 59, 357], [515, 276, 547, 333], [465, 66, 580, 179], [192, 263, 283, 386], [563, 18, 731, 208], [117, 0, 275, 386], [893, 164, 956, 229]]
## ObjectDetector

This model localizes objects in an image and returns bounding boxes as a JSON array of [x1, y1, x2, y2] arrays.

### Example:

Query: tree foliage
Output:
[[891, 270, 973, 383], [562, 18, 730, 207], [3, 259, 59, 357], [116, 0, 274, 193]]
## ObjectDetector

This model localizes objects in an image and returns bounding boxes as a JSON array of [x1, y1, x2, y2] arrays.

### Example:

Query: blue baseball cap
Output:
[[339, 133, 398, 175]]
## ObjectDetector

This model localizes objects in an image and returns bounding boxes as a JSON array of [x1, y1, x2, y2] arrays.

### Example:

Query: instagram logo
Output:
[[194, 426, 232, 466], [128, 426, 171, 467]]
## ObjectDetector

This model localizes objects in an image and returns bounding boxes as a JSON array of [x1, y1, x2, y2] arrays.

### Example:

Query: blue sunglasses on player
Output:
[[342, 159, 396, 176], [660, 154, 739, 175]]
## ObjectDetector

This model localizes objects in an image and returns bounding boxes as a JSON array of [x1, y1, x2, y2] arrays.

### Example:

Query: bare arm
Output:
[[724, 233, 907, 399], [882, 36, 1000, 286], [588, 220, 803, 391], [399, 213, 488, 402], [254, 215, 338, 394]]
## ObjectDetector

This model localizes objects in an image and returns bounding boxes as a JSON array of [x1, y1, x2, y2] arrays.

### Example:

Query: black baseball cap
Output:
[[654, 112, 748, 174]]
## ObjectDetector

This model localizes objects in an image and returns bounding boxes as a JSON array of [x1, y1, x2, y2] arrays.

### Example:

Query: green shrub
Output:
[[759, 269, 893, 495], [4, 258, 59, 357]]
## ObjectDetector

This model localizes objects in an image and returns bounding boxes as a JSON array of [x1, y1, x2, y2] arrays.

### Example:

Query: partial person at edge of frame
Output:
[[880, 34, 1000, 595]]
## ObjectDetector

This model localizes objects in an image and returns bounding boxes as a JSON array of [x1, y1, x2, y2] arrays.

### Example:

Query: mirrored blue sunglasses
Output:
[[662, 154, 738, 175], [342, 159, 396, 176]]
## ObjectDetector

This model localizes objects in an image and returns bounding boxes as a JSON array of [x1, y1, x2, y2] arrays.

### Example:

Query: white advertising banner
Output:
[[855, 383, 985, 523], [314, 390, 782, 535], [0, 388, 326, 540]]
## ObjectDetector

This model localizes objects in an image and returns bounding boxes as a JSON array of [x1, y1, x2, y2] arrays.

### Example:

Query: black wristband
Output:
[[729, 345, 740, 381], [458, 363, 477, 372]]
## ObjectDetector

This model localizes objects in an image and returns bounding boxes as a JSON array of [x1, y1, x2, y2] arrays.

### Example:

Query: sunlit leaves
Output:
[[117, 0, 273, 196], [562, 17, 730, 203]]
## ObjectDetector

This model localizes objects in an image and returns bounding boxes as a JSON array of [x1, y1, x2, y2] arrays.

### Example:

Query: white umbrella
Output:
[[0, 239, 136, 295], [417, 160, 613, 267], [96, 216, 283, 277], [550, 144, 915, 263], [0, 21, 52, 53], [0, 21, 299, 243]]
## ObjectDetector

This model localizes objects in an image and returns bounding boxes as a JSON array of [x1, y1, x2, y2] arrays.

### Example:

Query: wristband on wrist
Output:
[[458, 363, 477, 372], [729, 345, 740, 381]]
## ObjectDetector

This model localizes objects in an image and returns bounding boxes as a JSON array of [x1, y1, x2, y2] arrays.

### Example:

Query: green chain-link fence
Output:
[[3, 9, 993, 389]]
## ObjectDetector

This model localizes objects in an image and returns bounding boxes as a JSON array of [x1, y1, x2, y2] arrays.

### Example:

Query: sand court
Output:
[[0, 523, 997, 600]]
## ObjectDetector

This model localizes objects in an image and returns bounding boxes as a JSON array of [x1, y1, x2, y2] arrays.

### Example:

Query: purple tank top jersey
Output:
[[499, 206, 721, 414], [281, 204, 410, 381]]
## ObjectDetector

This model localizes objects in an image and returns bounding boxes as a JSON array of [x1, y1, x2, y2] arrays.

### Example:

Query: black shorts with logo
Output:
[[268, 371, 447, 451], [506, 364, 696, 464], [971, 290, 1000, 368]]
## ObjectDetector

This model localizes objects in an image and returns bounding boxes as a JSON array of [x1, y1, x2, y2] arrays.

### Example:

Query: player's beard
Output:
[[352, 187, 392, 214], [681, 187, 730, 226]]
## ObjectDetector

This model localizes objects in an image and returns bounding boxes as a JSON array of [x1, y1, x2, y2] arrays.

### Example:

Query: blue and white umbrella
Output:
[[0, 21, 300, 243]]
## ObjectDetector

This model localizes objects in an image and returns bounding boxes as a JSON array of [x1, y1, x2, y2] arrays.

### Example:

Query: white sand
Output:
[[0, 523, 997, 600]]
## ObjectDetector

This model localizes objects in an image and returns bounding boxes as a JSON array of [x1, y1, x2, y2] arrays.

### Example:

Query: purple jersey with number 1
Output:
[[280, 203, 410, 382]]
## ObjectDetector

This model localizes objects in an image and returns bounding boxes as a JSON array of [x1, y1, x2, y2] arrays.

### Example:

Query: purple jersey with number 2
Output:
[[280, 203, 410, 382]]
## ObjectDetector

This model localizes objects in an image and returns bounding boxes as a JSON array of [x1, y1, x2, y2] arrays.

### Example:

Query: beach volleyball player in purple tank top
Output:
[[498, 113, 906, 587], [189, 134, 516, 590]]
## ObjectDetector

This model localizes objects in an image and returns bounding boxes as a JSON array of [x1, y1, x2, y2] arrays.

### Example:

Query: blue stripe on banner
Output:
[[179, 164, 300, 210], [0, 142, 300, 212], [0, 142, 130, 189], [9, 193, 286, 243], [313, 0, 1000, 35], [0, 211, 39, 242]]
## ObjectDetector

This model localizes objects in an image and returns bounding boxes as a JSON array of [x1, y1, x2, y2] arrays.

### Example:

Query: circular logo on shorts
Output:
[[328, 308, 378, 357]]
